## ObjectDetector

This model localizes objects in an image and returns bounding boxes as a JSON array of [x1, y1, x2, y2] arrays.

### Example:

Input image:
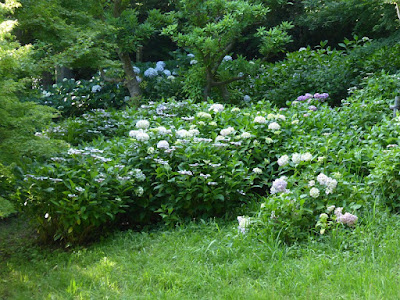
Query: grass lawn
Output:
[[1, 214, 400, 299]]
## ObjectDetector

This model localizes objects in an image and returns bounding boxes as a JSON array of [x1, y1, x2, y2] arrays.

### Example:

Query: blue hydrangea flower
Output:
[[144, 68, 158, 78]]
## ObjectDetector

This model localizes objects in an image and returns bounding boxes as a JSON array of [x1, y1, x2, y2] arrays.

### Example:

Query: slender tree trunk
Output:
[[118, 51, 141, 99], [204, 68, 213, 101], [113, 0, 141, 100], [41, 71, 53, 89], [218, 85, 230, 101], [55, 66, 73, 83]]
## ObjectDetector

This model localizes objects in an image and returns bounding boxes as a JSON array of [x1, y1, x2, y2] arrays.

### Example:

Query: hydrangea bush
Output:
[[32, 76, 129, 118], [19, 69, 400, 243]]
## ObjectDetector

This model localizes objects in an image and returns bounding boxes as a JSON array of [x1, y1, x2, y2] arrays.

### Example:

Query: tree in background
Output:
[[163, 0, 293, 101], [0, 0, 65, 218], [15, 0, 174, 100]]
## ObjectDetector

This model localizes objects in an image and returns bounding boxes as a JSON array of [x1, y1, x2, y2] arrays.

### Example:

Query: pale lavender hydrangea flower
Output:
[[270, 177, 288, 194], [337, 212, 358, 226]]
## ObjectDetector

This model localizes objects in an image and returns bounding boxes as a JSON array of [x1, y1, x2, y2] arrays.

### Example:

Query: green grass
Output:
[[1, 215, 400, 299]]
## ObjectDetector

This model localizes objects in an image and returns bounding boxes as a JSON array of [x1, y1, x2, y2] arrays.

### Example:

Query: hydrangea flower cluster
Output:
[[317, 173, 338, 194], [136, 120, 150, 129], [220, 127, 235, 136], [270, 177, 288, 194], [197, 112, 212, 119], [223, 55, 233, 62], [277, 155, 289, 166], [157, 140, 169, 149], [296, 92, 329, 102], [91, 85, 101, 93], [144, 68, 158, 78], [333, 206, 358, 226], [209, 104, 224, 112], [254, 116, 266, 124], [237, 216, 250, 234], [268, 122, 281, 130]]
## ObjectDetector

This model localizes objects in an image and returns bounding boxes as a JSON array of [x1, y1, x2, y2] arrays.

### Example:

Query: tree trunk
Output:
[[55, 66, 73, 83], [113, 0, 141, 101], [118, 51, 141, 99], [219, 85, 230, 101], [41, 71, 53, 89]]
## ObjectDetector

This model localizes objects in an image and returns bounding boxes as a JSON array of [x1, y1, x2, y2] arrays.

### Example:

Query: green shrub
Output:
[[33, 76, 129, 118], [367, 147, 400, 212]]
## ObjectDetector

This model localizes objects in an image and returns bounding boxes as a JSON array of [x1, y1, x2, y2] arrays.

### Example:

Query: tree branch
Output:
[[100, 69, 123, 83], [211, 42, 235, 74]]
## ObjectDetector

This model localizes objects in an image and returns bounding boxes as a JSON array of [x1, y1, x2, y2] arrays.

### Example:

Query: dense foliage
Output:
[[2, 0, 400, 245]]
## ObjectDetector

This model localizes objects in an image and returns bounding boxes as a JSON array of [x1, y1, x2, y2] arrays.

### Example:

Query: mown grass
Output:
[[1, 213, 400, 299]]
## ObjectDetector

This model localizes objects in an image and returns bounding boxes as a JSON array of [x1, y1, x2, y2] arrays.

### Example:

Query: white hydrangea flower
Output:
[[155, 126, 170, 136], [157, 140, 169, 149], [220, 127, 235, 136], [310, 187, 320, 198], [317, 173, 329, 185], [215, 135, 227, 142], [240, 132, 251, 139], [190, 60, 198, 65], [209, 104, 224, 112], [268, 122, 281, 130], [237, 216, 250, 234], [223, 55, 233, 61], [189, 129, 200, 136], [136, 120, 150, 129], [231, 107, 241, 112], [197, 112, 212, 119], [243, 95, 251, 102], [334, 207, 343, 217], [129, 130, 140, 138], [277, 114, 286, 121], [277, 155, 289, 166], [187, 53, 195, 58], [147, 147, 155, 154], [327, 205, 335, 213], [136, 186, 144, 197], [254, 116, 266, 124], [252, 167, 262, 174], [301, 152, 313, 161], [292, 120, 299, 125], [135, 132, 150, 142], [176, 129, 192, 138], [209, 121, 218, 126], [91, 85, 101, 93], [292, 153, 302, 164], [267, 113, 276, 120], [163, 69, 171, 76], [308, 180, 316, 187]]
